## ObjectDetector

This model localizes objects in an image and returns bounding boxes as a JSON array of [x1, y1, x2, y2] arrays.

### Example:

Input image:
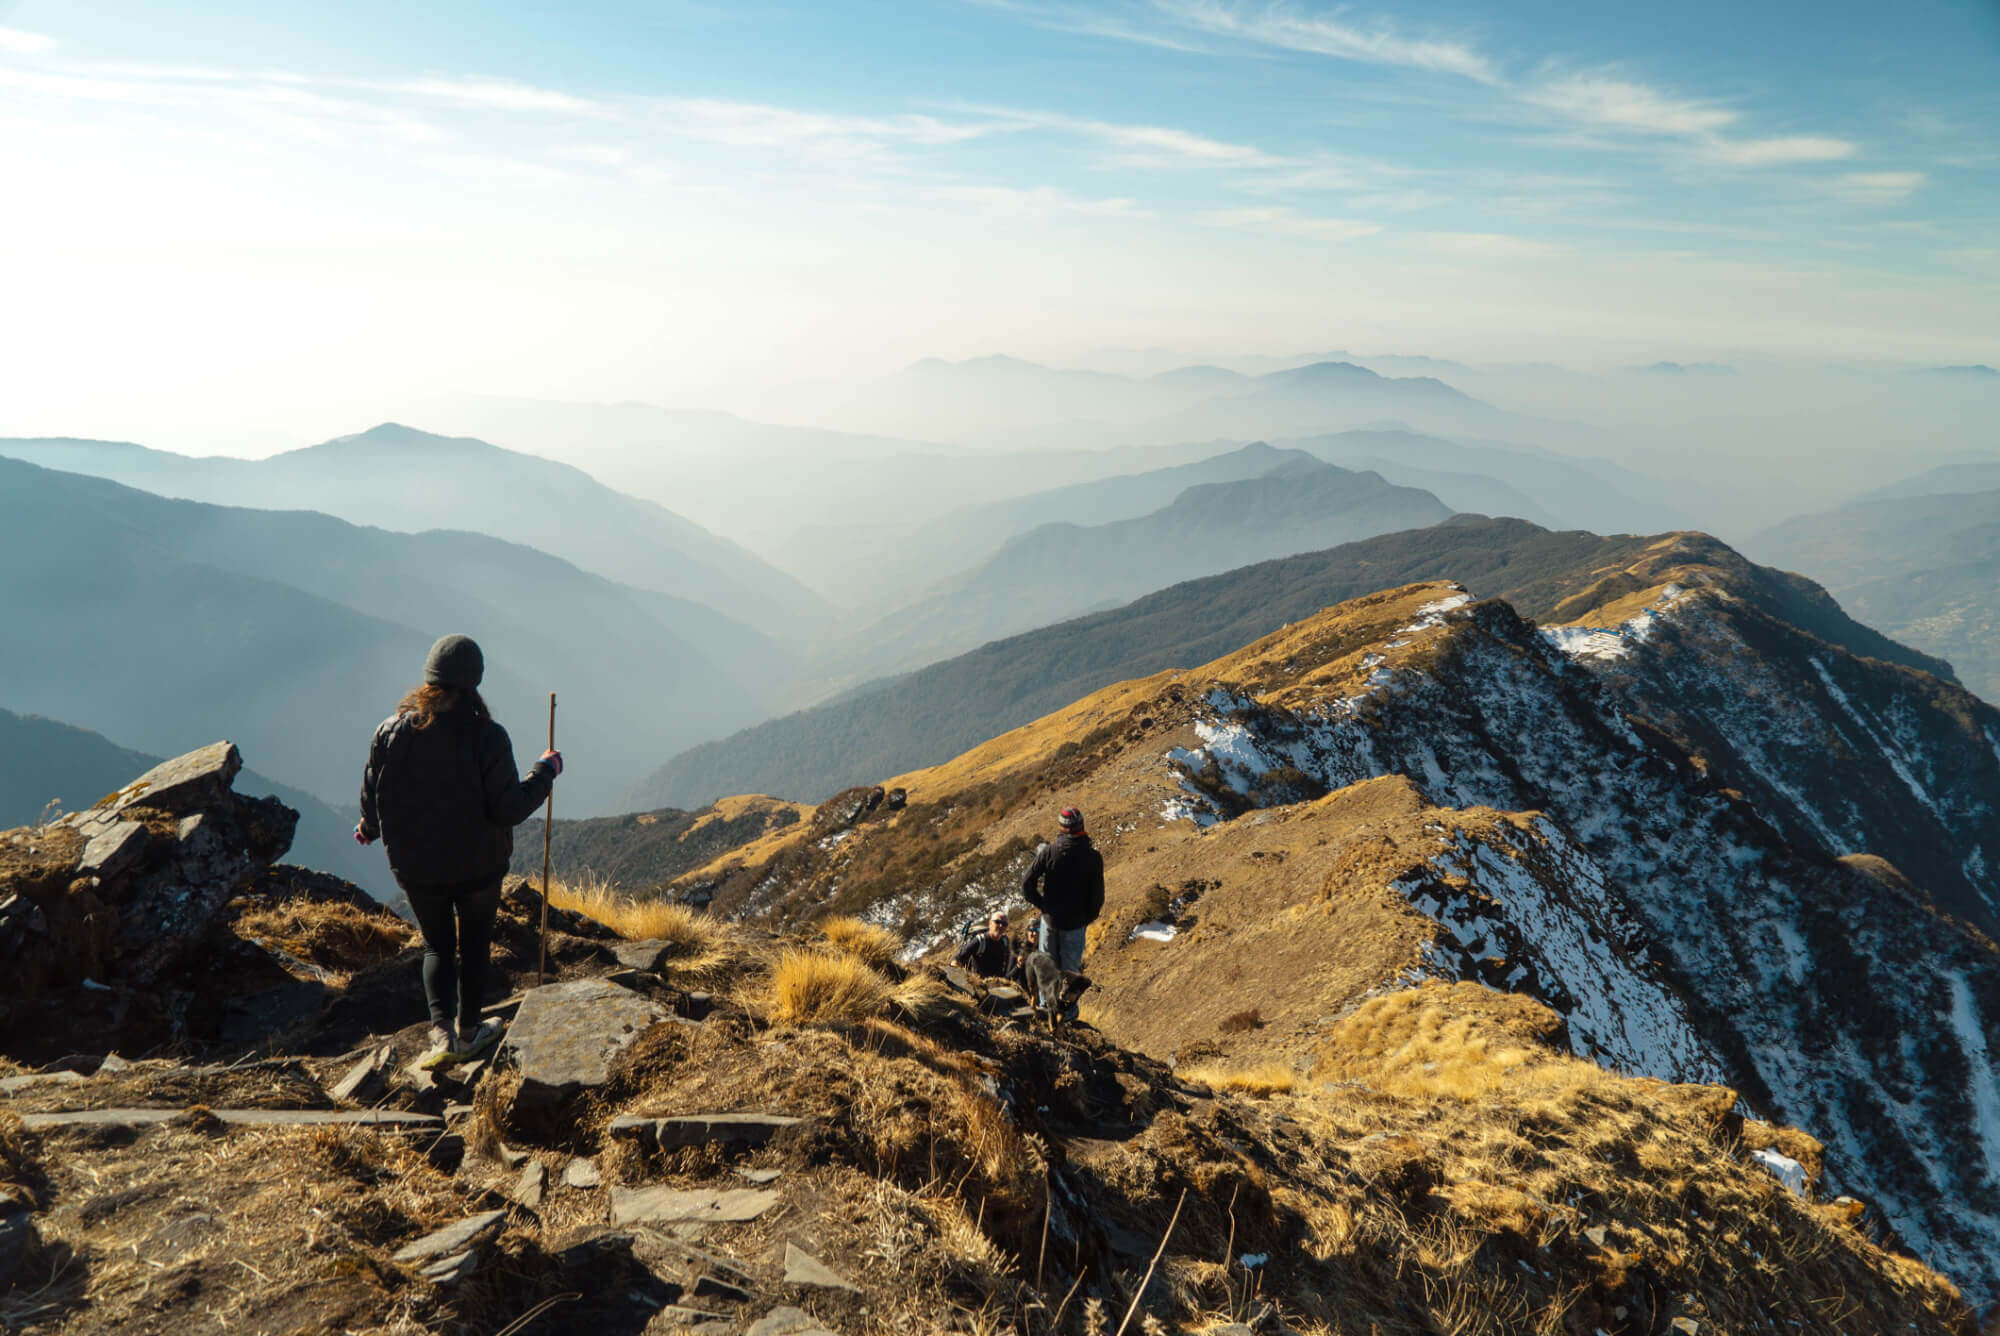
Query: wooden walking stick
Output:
[[538, 692, 555, 987]]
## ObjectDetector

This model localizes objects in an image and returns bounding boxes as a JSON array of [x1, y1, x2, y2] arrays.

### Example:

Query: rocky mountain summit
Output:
[[0, 746, 1977, 1334]]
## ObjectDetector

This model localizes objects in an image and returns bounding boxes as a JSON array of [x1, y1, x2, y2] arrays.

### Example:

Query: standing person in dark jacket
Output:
[[356, 634, 561, 1066], [953, 908, 1017, 979], [1020, 806, 1104, 1020]]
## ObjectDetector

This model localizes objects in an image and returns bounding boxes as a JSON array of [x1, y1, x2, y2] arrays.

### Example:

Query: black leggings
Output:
[[402, 877, 503, 1031]]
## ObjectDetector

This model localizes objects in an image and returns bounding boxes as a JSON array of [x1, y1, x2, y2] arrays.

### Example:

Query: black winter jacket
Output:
[[1021, 834, 1104, 931], [953, 932, 1015, 979], [359, 705, 555, 889]]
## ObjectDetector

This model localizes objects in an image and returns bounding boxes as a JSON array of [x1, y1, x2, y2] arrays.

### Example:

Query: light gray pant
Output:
[[1037, 921, 1087, 1020]]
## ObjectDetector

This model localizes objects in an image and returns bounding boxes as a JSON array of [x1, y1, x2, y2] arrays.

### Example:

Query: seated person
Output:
[[953, 908, 1017, 979]]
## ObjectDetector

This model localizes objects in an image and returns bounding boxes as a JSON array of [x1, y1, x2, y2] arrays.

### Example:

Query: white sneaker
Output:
[[418, 1025, 457, 1071], [455, 1019, 500, 1060]]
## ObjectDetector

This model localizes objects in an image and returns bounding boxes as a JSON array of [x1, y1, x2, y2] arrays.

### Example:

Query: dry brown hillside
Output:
[[663, 561, 2000, 1304]]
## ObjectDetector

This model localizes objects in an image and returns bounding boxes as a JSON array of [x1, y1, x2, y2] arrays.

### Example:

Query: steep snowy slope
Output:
[[1159, 585, 2000, 1287], [659, 563, 2000, 1300]]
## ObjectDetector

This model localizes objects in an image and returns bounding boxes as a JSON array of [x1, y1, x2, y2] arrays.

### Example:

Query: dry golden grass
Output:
[[1179, 1060, 1299, 1097], [1313, 982, 1594, 1102], [0, 1113, 38, 1209], [545, 873, 719, 954], [767, 948, 894, 1025], [233, 899, 412, 981], [818, 914, 902, 969]]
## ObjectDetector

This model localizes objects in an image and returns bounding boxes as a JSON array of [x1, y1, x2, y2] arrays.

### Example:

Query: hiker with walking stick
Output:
[[355, 635, 563, 1069]]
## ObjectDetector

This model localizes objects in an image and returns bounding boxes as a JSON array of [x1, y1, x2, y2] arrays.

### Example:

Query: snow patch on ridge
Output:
[[1947, 976, 2000, 1189]]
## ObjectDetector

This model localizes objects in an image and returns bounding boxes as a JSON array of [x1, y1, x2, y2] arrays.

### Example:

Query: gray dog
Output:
[[1021, 949, 1092, 1034]]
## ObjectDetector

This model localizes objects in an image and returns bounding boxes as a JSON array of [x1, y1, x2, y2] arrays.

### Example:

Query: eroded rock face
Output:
[[0, 741, 298, 1057]]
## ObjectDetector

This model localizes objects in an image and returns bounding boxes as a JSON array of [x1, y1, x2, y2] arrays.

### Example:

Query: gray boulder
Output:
[[501, 979, 667, 1126]]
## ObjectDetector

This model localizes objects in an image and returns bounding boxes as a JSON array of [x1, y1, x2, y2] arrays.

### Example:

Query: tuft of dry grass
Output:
[[818, 914, 902, 969], [234, 899, 412, 981], [1179, 1061, 1299, 1098], [545, 873, 719, 954], [1313, 982, 1595, 1103], [0, 1113, 39, 1209], [768, 948, 894, 1025]]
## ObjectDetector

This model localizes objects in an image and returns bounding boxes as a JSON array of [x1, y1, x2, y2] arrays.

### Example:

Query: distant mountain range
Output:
[[0, 456, 782, 814], [0, 424, 826, 638], [1856, 459, 2000, 502], [809, 454, 1451, 688], [831, 354, 1590, 452], [0, 708, 393, 902], [1754, 486, 2000, 702], [639, 514, 1945, 810]]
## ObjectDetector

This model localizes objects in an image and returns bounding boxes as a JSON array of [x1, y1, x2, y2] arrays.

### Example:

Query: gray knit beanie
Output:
[[423, 634, 484, 689]]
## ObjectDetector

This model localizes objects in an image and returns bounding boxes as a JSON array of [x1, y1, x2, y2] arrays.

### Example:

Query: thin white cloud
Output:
[[1086, 120, 1279, 167], [393, 76, 610, 116], [1202, 205, 1381, 239], [1818, 171, 1926, 205], [1525, 73, 1863, 171], [954, 104, 1280, 168], [1424, 231, 1560, 258], [1525, 75, 1735, 136], [920, 183, 1149, 217], [1702, 135, 1857, 166], [650, 99, 1006, 166], [968, 0, 1210, 52], [0, 27, 57, 54], [1165, 0, 1499, 83]]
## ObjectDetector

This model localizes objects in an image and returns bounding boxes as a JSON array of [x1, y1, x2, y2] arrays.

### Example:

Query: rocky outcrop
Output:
[[0, 741, 298, 1058]]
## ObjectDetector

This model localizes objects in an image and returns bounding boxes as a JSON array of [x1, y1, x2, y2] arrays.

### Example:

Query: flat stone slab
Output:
[[512, 1161, 547, 1209], [20, 1108, 442, 1131], [610, 1186, 779, 1227], [392, 1210, 506, 1264], [502, 979, 667, 1114], [330, 1043, 395, 1104], [0, 1071, 88, 1096], [609, 1113, 803, 1149], [421, 1249, 479, 1285], [78, 821, 149, 879], [783, 1243, 857, 1293], [748, 1306, 841, 1336], [656, 1308, 735, 1335], [99, 742, 242, 819], [737, 1167, 782, 1185], [611, 939, 673, 973]]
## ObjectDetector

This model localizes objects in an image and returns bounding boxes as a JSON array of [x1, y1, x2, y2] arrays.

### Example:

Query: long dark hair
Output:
[[396, 684, 489, 730]]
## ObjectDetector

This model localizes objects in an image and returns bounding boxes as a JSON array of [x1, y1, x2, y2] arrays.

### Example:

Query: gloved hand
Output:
[[353, 822, 375, 846], [540, 749, 564, 777]]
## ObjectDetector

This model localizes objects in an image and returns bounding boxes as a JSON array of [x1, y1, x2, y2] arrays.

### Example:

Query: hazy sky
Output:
[[3, 0, 1997, 449]]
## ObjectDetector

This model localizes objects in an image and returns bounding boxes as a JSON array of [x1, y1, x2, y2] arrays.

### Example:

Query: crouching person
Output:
[[954, 907, 1018, 979], [1020, 806, 1104, 1022], [356, 634, 562, 1067]]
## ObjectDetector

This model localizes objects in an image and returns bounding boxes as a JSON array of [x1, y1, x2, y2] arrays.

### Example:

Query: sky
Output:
[[2, 0, 1997, 450]]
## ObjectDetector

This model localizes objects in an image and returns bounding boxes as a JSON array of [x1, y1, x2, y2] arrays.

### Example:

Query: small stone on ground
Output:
[[611, 1186, 779, 1227], [392, 1210, 507, 1265], [611, 938, 673, 973], [747, 1306, 840, 1336], [563, 1157, 602, 1189], [783, 1243, 857, 1292], [513, 1161, 547, 1209]]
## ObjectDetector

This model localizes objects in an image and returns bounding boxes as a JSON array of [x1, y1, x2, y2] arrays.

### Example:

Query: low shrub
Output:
[[819, 915, 901, 969]]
